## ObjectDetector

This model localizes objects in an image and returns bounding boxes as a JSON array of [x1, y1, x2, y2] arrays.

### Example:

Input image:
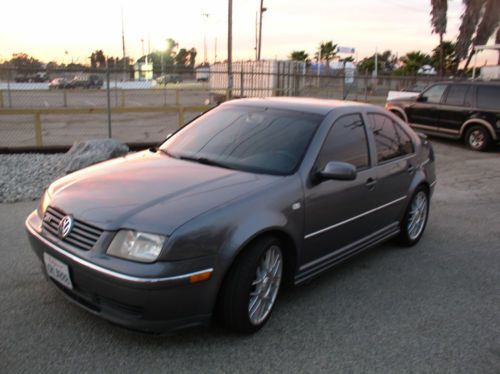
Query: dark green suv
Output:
[[386, 81, 500, 151]]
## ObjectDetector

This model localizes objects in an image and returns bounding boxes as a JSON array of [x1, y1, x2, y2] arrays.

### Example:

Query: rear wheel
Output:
[[398, 187, 429, 246], [465, 125, 491, 152], [217, 236, 283, 333]]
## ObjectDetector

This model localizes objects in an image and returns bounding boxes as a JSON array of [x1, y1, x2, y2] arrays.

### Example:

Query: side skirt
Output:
[[409, 123, 460, 140], [294, 222, 400, 285]]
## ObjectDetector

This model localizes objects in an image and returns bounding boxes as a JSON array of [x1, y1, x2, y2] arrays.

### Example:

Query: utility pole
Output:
[[257, 0, 267, 61], [202, 13, 209, 64], [121, 7, 127, 81], [255, 12, 258, 61], [214, 37, 218, 63], [227, 0, 233, 99]]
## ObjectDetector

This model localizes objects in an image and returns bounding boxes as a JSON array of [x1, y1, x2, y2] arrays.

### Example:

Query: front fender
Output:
[[162, 175, 304, 265]]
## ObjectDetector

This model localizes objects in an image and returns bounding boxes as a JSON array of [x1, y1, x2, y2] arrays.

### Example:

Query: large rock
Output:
[[57, 139, 129, 174]]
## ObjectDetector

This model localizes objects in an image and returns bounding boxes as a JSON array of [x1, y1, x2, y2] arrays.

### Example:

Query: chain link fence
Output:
[[0, 65, 443, 150]]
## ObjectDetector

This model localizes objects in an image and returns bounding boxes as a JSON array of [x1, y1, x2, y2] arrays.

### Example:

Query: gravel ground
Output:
[[0, 153, 65, 203]]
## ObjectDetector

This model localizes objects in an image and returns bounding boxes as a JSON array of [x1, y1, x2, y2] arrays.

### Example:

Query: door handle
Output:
[[365, 178, 377, 190]]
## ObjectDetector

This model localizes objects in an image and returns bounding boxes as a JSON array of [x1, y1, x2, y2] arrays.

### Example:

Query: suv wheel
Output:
[[465, 125, 491, 152], [217, 236, 283, 333]]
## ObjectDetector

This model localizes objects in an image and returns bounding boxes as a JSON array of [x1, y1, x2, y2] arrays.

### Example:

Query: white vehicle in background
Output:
[[196, 66, 210, 82], [196, 67, 210, 82]]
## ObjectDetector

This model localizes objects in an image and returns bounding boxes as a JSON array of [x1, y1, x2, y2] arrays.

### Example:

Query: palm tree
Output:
[[456, 0, 500, 73], [318, 41, 338, 71], [289, 50, 309, 62], [430, 0, 448, 77], [399, 51, 433, 75], [431, 41, 458, 75], [456, 0, 483, 64]]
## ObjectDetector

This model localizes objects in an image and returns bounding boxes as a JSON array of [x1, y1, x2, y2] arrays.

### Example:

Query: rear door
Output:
[[303, 113, 376, 265], [407, 84, 448, 131], [437, 84, 474, 137], [365, 112, 416, 228]]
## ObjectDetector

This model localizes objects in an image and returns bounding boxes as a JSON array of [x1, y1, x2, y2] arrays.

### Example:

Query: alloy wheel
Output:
[[469, 130, 485, 150], [407, 191, 428, 241], [248, 245, 283, 326]]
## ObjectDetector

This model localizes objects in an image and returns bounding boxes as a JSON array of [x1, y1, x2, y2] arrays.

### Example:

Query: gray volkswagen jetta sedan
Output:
[[26, 98, 436, 333]]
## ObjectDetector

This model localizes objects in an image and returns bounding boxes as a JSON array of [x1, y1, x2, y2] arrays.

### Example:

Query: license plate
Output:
[[43, 253, 73, 290]]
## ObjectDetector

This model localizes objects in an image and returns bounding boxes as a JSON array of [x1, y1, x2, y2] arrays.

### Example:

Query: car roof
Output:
[[222, 97, 370, 115], [431, 80, 500, 86]]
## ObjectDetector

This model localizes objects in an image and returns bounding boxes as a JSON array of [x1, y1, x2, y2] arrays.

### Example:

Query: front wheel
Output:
[[217, 236, 283, 333], [398, 188, 429, 246], [465, 125, 491, 152]]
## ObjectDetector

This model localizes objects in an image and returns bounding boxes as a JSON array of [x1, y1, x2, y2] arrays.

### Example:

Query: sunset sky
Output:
[[0, 0, 497, 65]]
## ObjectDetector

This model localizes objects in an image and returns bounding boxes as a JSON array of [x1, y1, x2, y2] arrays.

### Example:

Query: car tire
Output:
[[465, 125, 491, 152], [217, 236, 283, 334], [398, 187, 429, 246]]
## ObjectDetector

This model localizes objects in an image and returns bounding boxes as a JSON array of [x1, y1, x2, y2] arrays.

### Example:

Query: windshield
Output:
[[161, 105, 323, 175]]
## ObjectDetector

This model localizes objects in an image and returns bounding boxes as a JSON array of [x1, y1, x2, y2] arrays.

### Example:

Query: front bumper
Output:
[[25, 211, 218, 333]]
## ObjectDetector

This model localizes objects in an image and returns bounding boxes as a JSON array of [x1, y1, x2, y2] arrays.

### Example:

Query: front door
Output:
[[303, 113, 376, 266], [407, 84, 448, 131]]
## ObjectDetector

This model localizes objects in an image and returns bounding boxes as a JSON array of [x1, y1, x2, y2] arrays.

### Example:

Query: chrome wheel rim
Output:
[[407, 191, 428, 241], [248, 245, 283, 326], [469, 130, 485, 149]]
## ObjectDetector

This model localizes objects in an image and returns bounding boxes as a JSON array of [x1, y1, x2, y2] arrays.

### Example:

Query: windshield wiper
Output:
[[158, 148, 177, 158], [178, 155, 234, 170]]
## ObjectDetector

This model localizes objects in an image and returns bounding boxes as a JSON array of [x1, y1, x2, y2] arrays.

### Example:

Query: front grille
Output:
[[42, 206, 103, 251]]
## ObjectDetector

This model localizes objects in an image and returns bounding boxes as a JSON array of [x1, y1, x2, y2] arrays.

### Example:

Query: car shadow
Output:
[[96, 239, 408, 345]]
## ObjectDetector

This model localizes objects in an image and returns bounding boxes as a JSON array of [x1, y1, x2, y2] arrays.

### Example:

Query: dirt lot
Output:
[[0, 138, 499, 373], [0, 86, 210, 147]]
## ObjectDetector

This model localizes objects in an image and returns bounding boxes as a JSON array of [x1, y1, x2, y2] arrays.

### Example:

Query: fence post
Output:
[[120, 90, 126, 107], [34, 112, 43, 147], [114, 79, 118, 107], [105, 65, 112, 138], [178, 106, 185, 128], [63, 89, 67, 107], [175, 89, 180, 106], [7, 69, 12, 108], [163, 87, 167, 106], [240, 69, 244, 98]]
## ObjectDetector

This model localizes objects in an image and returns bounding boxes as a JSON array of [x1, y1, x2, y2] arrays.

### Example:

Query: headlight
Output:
[[107, 230, 166, 263], [37, 189, 51, 218]]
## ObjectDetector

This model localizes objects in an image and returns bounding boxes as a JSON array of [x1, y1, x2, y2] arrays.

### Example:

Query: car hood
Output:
[[48, 150, 278, 234]]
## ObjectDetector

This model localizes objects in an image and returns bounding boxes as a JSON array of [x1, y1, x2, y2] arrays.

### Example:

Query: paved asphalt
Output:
[[1, 139, 500, 373]]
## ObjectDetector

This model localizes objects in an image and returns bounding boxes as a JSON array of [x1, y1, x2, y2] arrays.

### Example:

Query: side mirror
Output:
[[317, 161, 357, 181], [417, 95, 428, 103]]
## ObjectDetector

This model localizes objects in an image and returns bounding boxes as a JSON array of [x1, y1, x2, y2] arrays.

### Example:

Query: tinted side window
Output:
[[421, 84, 447, 104], [445, 85, 470, 106], [368, 113, 414, 163], [477, 86, 500, 110], [317, 114, 369, 170]]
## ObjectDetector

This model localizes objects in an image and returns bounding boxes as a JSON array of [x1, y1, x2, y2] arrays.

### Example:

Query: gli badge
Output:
[[58, 215, 74, 239]]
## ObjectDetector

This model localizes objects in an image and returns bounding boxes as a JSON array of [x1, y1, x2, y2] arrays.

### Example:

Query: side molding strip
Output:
[[304, 196, 407, 239]]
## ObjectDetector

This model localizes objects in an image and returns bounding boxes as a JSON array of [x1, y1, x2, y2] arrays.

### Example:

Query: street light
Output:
[[202, 13, 209, 65], [257, 0, 267, 61]]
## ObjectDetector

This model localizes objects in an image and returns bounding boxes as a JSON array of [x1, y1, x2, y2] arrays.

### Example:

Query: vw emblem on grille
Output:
[[58, 215, 74, 239]]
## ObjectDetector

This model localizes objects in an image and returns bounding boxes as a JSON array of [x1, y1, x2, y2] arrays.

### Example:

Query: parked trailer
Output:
[[209, 60, 306, 104]]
